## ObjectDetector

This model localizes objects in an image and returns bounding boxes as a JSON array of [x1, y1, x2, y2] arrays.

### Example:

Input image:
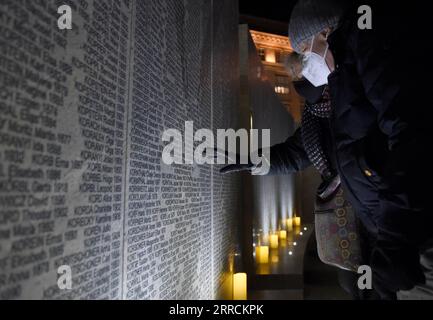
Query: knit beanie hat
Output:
[[289, 0, 346, 53]]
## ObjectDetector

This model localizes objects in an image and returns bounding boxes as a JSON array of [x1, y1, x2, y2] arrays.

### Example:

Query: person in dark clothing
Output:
[[221, 0, 433, 299]]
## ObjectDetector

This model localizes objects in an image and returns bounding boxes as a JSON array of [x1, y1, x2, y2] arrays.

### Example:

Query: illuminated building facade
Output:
[[250, 30, 304, 125]]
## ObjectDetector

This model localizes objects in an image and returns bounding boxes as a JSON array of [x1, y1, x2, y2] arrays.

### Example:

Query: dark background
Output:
[[239, 0, 297, 23], [238, 0, 299, 35]]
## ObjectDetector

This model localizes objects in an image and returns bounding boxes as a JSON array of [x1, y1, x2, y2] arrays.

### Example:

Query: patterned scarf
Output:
[[301, 87, 334, 179]]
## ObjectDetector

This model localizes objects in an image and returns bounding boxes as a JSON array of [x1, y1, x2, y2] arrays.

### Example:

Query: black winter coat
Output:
[[269, 2, 432, 293]]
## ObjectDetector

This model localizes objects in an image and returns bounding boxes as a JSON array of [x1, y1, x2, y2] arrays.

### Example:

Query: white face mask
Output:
[[302, 35, 331, 87]]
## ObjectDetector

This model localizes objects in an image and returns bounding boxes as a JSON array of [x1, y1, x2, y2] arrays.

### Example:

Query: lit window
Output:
[[275, 86, 289, 94], [265, 49, 276, 63], [275, 76, 290, 95]]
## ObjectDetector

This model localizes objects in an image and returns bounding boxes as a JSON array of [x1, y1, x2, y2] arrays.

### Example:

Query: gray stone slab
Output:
[[0, 0, 241, 300]]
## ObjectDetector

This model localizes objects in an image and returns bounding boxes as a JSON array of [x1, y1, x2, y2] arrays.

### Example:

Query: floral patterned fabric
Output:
[[315, 186, 362, 272]]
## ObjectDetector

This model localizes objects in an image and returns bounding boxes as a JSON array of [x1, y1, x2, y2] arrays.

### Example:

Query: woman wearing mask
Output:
[[222, 0, 432, 300]]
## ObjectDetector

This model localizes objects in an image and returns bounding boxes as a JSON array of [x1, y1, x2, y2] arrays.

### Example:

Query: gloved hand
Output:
[[370, 240, 425, 299], [316, 173, 341, 201], [220, 162, 256, 174], [208, 148, 261, 175]]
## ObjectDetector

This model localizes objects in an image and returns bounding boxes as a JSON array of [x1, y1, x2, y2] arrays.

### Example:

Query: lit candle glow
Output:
[[255, 246, 269, 264], [279, 230, 287, 240], [233, 273, 247, 300], [286, 218, 293, 231], [270, 234, 279, 249]]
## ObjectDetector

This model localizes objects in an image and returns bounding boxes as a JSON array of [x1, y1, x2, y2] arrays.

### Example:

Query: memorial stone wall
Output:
[[0, 0, 240, 300]]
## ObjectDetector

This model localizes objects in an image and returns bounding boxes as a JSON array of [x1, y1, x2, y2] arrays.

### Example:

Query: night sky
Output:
[[239, 0, 298, 23]]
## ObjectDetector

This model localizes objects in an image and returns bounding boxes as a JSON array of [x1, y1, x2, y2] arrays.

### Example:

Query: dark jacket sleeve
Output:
[[267, 128, 312, 175], [352, 16, 432, 291]]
